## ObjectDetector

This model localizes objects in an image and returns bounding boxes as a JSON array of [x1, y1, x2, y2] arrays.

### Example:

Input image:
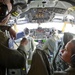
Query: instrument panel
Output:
[[21, 7, 67, 23], [29, 27, 49, 48], [32, 8, 50, 20], [29, 27, 50, 40]]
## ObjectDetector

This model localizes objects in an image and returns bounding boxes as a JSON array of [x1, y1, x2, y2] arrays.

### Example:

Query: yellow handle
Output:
[[62, 22, 67, 32]]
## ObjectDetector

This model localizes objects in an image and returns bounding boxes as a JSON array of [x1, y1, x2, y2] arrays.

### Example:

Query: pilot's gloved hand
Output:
[[9, 28, 16, 39]]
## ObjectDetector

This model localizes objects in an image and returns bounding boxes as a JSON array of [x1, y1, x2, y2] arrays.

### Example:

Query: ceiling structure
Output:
[[8, 0, 75, 24]]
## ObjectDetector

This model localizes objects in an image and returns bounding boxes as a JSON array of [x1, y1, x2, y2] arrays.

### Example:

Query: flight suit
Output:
[[54, 66, 75, 75], [0, 29, 26, 75]]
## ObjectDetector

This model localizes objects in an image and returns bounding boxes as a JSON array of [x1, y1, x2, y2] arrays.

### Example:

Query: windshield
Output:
[[8, 0, 75, 35]]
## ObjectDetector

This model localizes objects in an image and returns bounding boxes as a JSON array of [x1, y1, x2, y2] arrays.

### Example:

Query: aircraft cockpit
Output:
[[3, 0, 75, 75]]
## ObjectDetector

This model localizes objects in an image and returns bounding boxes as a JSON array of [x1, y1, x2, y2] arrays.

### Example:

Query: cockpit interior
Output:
[[1, 0, 75, 75]]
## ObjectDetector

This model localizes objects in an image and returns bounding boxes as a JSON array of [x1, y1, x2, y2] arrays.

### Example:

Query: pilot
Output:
[[54, 39, 75, 75], [24, 28, 36, 59], [28, 39, 75, 75], [56, 32, 73, 70], [0, 0, 28, 75], [42, 28, 59, 56], [24, 27, 36, 71]]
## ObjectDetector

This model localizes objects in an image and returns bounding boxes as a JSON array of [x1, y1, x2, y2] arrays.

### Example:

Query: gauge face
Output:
[[36, 27, 44, 32], [35, 12, 44, 19], [33, 8, 50, 20]]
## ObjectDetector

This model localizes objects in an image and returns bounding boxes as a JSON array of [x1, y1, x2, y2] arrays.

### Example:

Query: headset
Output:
[[0, 0, 14, 22], [0, 3, 8, 22], [0, 0, 27, 22]]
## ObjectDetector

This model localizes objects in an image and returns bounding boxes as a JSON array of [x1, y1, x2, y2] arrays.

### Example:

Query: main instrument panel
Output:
[[29, 27, 50, 40], [29, 27, 50, 48]]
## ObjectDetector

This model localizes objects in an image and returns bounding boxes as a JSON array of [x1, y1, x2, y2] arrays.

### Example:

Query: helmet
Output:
[[0, 0, 13, 22], [49, 28, 56, 35], [24, 28, 30, 35]]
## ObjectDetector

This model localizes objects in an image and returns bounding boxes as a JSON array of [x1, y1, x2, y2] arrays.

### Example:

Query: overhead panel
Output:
[[20, 1, 72, 23]]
